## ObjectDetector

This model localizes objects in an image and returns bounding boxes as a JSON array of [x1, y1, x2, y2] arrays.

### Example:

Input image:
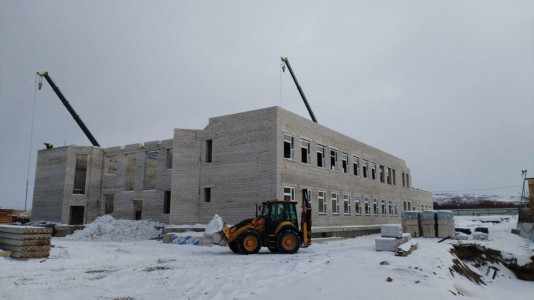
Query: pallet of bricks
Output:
[[401, 211, 422, 237], [421, 210, 437, 238], [0, 209, 15, 224], [436, 210, 455, 238], [0, 225, 52, 259]]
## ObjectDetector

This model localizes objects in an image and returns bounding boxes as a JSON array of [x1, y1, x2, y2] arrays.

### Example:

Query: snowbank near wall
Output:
[[65, 215, 163, 241]]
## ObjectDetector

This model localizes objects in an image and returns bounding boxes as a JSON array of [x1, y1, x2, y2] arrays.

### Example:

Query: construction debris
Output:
[[0, 225, 52, 259], [450, 243, 534, 282], [395, 242, 418, 257]]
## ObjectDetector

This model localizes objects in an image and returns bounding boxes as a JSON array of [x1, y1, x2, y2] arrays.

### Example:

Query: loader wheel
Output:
[[229, 241, 241, 254], [277, 230, 301, 254], [239, 231, 261, 255]]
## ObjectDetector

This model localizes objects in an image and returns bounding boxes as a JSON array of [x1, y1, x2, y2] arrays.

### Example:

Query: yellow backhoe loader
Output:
[[212, 191, 312, 254]]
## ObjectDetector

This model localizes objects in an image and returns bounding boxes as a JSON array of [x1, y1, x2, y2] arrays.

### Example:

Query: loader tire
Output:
[[239, 230, 261, 255], [277, 230, 301, 254], [229, 241, 241, 254]]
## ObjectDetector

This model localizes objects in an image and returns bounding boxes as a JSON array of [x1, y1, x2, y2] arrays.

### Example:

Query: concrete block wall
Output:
[[275, 107, 433, 227], [193, 107, 278, 225], [101, 139, 173, 223], [60, 146, 104, 224], [32, 147, 69, 222], [170, 129, 202, 224]]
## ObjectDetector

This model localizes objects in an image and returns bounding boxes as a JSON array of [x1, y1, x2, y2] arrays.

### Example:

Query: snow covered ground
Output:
[[1, 216, 532, 300]]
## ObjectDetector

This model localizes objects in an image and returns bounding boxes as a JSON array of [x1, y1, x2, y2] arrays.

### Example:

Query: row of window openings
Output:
[[283, 187, 401, 216], [104, 148, 174, 175], [102, 191, 172, 216], [284, 134, 411, 187]]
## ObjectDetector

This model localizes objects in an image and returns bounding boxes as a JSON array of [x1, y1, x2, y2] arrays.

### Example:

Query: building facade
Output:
[[32, 107, 432, 228]]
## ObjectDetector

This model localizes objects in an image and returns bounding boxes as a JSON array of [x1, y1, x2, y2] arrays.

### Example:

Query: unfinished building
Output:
[[32, 106, 433, 231]]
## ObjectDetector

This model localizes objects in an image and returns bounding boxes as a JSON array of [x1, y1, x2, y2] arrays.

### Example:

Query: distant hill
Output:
[[433, 193, 527, 209]]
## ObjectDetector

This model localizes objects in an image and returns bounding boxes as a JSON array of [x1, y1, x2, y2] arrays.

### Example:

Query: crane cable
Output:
[[24, 74, 38, 211]]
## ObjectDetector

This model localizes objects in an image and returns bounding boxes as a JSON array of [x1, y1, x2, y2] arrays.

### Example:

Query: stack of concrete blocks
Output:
[[375, 224, 404, 251], [401, 211, 422, 238], [0, 225, 52, 259], [436, 210, 455, 238], [421, 211, 437, 238], [0, 209, 14, 224]]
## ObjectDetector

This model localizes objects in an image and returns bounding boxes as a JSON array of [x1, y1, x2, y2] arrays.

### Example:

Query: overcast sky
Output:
[[1, 1, 533, 210]]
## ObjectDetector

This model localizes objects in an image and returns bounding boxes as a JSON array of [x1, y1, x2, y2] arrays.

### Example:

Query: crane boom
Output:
[[281, 57, 318, 123], [37, 72, 100, 147]]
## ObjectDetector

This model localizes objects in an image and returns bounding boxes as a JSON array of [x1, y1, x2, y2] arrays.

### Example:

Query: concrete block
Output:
[[0, 232, 51, 240], [381, 224, 402, 238], [402, 233, 411, 243], [375, 237, 401, 251]]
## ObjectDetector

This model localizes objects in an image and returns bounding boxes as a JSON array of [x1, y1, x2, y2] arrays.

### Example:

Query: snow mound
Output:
[[204, 214, 223, 235], [65, 215, 163, 241]]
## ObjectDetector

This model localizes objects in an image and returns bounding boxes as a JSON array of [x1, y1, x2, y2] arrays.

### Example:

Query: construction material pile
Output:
[[375, 224, 411, 251], [437, 211, 455, 238], [402, 210, 456, 239], [0, 225, 51, 259], [401, 211, 421, 237], [65, 215, 162, 241], [421, 210, 437, 238], [0, 209, 14, 224]]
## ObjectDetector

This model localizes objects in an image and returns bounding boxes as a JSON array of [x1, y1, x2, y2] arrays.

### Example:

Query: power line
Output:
[[432, 184, 522, 193]]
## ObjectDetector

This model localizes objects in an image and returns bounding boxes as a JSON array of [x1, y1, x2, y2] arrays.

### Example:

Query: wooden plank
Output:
[[0, 238, 50, 246], [0, 243, 50, 252], [0, 232, 51, 240], [0, 225, 52, 234], [0, 250, 11, 257], [9, 250, 50, 259]]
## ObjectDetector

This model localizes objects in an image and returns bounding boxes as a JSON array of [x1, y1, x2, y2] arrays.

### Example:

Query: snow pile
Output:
[[204, 214, 223, 235], [65, 215, 162, 241]]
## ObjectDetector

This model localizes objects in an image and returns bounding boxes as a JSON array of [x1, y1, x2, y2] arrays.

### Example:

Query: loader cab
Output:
[[261, 201, 298, 233]]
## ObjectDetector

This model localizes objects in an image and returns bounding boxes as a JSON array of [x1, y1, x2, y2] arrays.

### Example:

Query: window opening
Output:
[[354, 196, 361, 215], [166, 148, 173, 169], [342, 153, 349, 174], [353, 156, 360, 176], [330, 149, 338, 171], [283, 186, 295, 201], [73, 154, 88, 194], [283, 133, 295, 160], [124, 153, 136, 191], [204, 188, 211, 203], [205, 140, 212, 163], [317, 145, 325, 168], [318, 191, 327, 214], [163, 191, 171, 214], [144, 150, 158, 190], [301, 140, 311, 164], [105, 155, 117, 175], [331, 193, 339, 214], [364, 197, 370, 215], [343, 194, 351, 215]]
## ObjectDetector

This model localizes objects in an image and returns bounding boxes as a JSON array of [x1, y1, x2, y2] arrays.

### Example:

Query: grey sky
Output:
[[1, 1, 533, 209]]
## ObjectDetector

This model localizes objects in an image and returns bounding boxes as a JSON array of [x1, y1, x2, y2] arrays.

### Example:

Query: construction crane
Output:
[[37, 72, 100, 147], [281, 57, 318, 123]]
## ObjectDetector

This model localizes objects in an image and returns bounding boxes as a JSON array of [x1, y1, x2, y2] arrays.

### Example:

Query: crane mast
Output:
[[281, 57, 318, 123], [37, 72, 100, 147]]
